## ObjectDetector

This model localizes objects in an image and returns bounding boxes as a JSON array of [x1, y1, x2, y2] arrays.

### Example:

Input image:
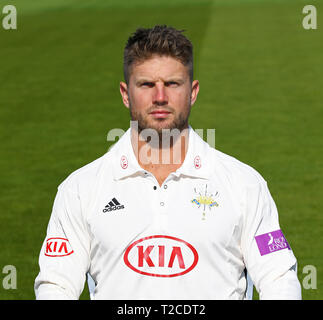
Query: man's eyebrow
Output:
[[164, 78, 184, 83], [135, 77, 185, 84], [135, 78, 154, 83]]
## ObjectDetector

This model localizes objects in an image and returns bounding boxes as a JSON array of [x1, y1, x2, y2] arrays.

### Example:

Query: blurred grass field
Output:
[[0, 0, 322, 299]]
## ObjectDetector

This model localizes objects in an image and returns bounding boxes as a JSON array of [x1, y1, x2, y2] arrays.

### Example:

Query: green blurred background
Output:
[[0, 0, 322, 299]]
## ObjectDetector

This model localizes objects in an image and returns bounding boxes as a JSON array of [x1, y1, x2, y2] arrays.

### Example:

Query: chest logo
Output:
[[191, 184, 219, 220], [124, 235, 198, 278], [103, 197, 125, 212]]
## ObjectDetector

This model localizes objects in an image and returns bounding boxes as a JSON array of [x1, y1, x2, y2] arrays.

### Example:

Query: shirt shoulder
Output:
[[57, 151, 113, 194], [211, 147, 267, 189]]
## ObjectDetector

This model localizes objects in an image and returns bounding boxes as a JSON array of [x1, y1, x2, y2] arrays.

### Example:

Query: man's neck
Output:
[[131, 127, 189, 185]]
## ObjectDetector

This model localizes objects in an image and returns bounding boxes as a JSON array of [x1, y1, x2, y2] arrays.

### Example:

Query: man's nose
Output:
[[153, 83, 168, 105]]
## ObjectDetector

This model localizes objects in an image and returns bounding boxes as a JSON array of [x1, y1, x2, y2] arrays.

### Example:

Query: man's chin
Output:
[[147, 118, 188, 132], [145, 124, 186, 135]]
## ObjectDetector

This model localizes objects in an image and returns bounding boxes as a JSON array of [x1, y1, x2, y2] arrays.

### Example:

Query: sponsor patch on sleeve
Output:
[[45, 237, 74, 257], [255, 230, 291, 256]]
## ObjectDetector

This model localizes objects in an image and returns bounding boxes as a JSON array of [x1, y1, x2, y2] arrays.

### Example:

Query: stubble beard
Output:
[[128, 101, 191, 138], [128, 100, 192, 164]]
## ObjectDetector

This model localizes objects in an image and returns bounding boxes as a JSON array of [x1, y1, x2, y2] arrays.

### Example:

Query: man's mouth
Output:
[[149, 109, 171, 119]]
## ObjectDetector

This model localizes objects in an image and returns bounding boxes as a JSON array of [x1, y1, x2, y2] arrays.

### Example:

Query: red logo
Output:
[[120, 155, 128, 169], [124, 235, 198, 277], [45, 237, 74, 257], [194, 156, 201, 169]]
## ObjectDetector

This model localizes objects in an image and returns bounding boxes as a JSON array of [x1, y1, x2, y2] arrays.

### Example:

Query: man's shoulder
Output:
[[191, 128, 266, 187], [211, 147, 267, 188], [57, 150, 113, 191]]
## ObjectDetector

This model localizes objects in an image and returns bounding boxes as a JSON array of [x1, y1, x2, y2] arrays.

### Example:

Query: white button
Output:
[[163, 185, 168, 189], [160, 202, 164, 206]]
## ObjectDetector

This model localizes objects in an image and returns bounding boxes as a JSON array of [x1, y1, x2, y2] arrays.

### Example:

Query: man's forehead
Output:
[[131, 56, 188, 81]]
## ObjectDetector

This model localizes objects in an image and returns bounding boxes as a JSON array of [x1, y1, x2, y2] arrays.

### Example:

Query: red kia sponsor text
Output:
[[124, 235, 198, 277], [45, 237, 74, 257]]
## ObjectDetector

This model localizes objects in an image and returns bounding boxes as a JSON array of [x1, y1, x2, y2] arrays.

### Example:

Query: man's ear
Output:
[[120, 81, 130, 108], [190, 80, 200, 106]]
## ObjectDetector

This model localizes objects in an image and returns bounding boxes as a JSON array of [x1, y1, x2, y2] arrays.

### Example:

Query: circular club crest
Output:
[[120, 155, 128, 169], [194, 156, 201, 169]]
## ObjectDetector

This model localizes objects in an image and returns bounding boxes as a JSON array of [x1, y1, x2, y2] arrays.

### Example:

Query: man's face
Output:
[[120, 55, 199, 134]]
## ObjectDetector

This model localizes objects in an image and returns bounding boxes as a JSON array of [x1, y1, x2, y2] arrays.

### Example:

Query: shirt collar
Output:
[[110, 125, 211, 181]]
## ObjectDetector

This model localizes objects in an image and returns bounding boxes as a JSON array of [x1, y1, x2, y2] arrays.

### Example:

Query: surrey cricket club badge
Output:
[[191, 184, 219, 220]]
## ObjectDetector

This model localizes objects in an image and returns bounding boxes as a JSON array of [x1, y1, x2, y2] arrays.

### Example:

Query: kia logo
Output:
[[124, 235, 198, 277], [45, 237, 74, 257]]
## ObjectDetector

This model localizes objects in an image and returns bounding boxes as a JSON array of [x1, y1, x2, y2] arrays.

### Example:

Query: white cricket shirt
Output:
[[34, 126, 301, 300]]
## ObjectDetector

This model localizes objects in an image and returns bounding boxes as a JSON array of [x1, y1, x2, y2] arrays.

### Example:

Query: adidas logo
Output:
[[103, 197, 125, 213]]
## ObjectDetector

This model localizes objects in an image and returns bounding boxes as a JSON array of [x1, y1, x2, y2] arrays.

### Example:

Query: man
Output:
[[34, 25, 301, 299]]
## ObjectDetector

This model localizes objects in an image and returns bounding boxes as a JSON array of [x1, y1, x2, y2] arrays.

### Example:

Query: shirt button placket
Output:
[[158, 182, 169, 229], [145, 173, 161, 228]]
